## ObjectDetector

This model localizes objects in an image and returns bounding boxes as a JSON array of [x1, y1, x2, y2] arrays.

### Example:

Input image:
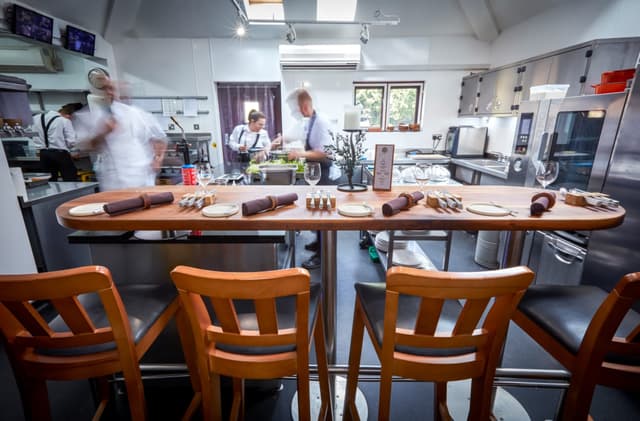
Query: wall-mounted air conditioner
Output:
[[0, 47, 63, 73], [279, 44, 360, 70]]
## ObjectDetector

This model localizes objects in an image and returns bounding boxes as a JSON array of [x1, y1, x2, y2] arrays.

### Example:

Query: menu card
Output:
[[373, 144, 394, 191]]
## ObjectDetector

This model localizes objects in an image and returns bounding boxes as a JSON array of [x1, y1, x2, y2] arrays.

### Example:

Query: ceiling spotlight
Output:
[[360, 24, 370, 44], [236, 22, 246, 37], [286, 23, 296, 44]]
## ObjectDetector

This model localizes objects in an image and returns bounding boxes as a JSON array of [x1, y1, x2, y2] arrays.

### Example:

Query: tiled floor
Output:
[[1, 230, 639, 420]]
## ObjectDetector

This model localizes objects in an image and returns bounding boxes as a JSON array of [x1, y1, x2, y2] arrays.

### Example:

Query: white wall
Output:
[[490, 0, 640, 67]]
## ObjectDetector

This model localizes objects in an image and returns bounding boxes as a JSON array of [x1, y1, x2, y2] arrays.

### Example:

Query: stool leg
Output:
[[297, 337, 311, 421], [19, 377, 52, 421], [209, 373, 222, 421], [314, 306, 333, 421], [344, 299, 365, 421], [434, 382, 452, 421]]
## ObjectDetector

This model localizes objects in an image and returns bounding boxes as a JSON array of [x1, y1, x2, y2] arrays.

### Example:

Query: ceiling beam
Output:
[[456, 0, 499, 42], [103, 0, 143, 42]]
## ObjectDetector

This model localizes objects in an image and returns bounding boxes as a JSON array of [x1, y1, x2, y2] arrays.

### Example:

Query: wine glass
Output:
[[534, 160, 559, 189], [413, 163, 431, 195], [304, 162, 321, 193], [196, 162, 213, 194]]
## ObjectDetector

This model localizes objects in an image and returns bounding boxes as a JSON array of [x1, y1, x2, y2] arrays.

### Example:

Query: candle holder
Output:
[[325, 129, 368, 192]]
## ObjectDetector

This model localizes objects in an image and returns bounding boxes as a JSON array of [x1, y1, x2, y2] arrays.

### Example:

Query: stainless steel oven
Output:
[[507, 92, 627, 190], [521, 230, 587, 285]]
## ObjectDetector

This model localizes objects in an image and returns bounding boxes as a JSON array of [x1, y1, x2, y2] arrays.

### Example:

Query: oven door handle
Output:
[[547, 240, 584, 265]]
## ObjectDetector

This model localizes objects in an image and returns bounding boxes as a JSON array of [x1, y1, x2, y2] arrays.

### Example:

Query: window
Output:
[[353, 82, 424, 131]]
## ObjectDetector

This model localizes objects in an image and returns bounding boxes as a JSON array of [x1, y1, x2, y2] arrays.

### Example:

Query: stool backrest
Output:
[[384, 266, 533, 376], [170, 266, 311, 351], [0, 266, 133, 355]]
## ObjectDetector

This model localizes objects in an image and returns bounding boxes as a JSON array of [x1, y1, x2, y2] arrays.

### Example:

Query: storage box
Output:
[[600, 68, 635, 84], [592, 82, 627, 94], [529, 84, 570, 100]]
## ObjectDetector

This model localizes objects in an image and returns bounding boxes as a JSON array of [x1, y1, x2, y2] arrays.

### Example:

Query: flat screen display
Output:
[[65, 25, 95, 56], [12, 4, 53, 44]]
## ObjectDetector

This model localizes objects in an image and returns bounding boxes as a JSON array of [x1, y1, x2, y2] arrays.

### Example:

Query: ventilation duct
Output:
[[0, 47, 62, 73], [279, 44, 360, 70]]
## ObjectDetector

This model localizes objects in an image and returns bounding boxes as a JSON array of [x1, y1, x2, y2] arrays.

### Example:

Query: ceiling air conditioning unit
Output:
[[0, 47, 63, 73], [279, 44, 360, 70]]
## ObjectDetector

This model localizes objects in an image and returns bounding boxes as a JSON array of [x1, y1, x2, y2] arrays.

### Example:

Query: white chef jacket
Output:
[[33, 110, 77, 151], [75, 101, 167, 191], [228, 124, 271, 152]]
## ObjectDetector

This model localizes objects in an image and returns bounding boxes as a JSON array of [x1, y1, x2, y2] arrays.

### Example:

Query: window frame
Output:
[[353, 81, 424, 131]]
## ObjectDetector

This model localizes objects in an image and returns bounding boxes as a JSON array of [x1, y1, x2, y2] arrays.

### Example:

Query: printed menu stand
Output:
[[372, 144, 394, 191]]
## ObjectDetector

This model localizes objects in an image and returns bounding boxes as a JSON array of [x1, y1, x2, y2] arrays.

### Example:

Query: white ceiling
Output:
[[16, 0, 571, 42]]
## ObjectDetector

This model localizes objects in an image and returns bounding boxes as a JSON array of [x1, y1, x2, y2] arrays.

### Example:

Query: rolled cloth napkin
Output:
[[382, 191, 424, 217], [103, 192, 174, 216], [530, 191, 556, 216], [242, 193, 298, 216]]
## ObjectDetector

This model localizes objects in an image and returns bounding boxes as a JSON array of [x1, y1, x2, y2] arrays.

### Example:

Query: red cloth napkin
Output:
[[242, 193, 298, 216], [382, 191, 424, 217], [103, 192, 174, 216]]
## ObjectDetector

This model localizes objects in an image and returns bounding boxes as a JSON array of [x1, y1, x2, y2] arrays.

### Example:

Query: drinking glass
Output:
[[413, 163, 431, 195], [196, 162, 213, 194], [304, 162, 321, 193], [535, 160, 559, 189]]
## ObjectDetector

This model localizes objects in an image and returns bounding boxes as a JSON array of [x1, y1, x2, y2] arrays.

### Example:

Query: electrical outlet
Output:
[[193, 124, 200, 130], [168, 124, 175, 130]]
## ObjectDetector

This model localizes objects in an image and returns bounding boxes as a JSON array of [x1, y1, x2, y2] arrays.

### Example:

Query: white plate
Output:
[[69, 203, 107, 216], [337, 203, 374, 217], [202, 203, 239, 218], [391, 249, 423, 267], [466, 203, 511, 217]]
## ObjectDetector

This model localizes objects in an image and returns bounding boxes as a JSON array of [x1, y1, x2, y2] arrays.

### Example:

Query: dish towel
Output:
[[103, 192, 174, 216], [382, 191, 424, 217], [242, 193, 298, 216]]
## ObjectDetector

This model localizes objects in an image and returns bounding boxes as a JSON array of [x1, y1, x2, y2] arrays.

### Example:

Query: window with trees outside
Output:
[[354, 82, 424, 132]]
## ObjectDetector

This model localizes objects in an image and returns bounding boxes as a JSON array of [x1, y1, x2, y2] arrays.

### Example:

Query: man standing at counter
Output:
[[33, 103, 83, 181], [286, 88, 336, 269], [75, 76, 167, 191]]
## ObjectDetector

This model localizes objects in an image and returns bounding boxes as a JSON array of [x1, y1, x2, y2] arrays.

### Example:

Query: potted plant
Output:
[[325, 130, 368, 192]]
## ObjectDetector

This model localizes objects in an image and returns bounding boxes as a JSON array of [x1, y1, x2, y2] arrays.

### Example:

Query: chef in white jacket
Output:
[[75, 76, 167, 191]]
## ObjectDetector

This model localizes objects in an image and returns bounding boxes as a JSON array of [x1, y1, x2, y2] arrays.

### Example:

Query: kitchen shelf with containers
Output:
[[157, 132, 211, 185]]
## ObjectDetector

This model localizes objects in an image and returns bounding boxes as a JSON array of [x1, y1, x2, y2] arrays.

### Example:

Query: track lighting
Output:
[[359, 24, 369, 44], [235, 8, 248, 37], [286, 23, 296, 44]]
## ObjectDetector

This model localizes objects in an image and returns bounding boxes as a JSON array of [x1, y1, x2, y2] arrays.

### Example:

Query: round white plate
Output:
[[391, 249, 422, 267], [466, 203, 511, 217], [202, 203, 239, 218], [69, 203, 107, 216], [337, 203, 374, 217]]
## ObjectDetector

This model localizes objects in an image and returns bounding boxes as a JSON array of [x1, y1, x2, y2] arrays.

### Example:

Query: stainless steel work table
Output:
[[56, 184, 625, 416]]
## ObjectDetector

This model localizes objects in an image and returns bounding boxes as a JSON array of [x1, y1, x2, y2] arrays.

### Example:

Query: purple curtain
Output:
[[217, 82, 281, 172]]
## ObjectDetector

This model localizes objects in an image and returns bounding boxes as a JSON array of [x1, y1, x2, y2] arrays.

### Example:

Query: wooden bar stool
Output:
[[343, 266, 534, 421], [512, 272, 640, 421], [170, 265, 332, 421], [0, 265, 181, 421]]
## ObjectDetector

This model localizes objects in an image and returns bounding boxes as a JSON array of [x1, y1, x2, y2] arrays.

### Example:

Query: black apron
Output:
[[39, 113, 77, 181], [237, 128, 260, 163], [304, 112, 333, 185]]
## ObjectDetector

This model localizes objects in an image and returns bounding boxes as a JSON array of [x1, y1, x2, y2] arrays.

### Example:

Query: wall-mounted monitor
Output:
[[65, 25, 95, 56], [11, 4, 53, 44]]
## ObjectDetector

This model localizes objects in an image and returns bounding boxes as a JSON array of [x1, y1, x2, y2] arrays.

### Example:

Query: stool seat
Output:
[[512, 272, 640, 421], [517, 285, 640, 365]]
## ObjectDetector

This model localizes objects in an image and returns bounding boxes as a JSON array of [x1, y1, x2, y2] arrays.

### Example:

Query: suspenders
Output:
[[40, 113, 61, 149]]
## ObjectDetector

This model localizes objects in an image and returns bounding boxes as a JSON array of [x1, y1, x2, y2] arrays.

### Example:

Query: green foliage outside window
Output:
[[387, 87, 418, 127], [355, 87, 383, 128]]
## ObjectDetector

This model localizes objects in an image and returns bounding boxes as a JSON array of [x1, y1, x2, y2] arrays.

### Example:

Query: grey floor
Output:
[[1, 230, 639, 420]]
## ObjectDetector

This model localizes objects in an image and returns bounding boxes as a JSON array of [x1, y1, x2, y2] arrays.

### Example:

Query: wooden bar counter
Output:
[[56, 184, 625, 367]]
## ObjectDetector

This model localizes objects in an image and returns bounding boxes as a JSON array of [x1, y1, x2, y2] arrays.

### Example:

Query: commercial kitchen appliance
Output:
[[581, 65, 640, 292], [445, 126, 488, 158], [511, 71, 638, 287]]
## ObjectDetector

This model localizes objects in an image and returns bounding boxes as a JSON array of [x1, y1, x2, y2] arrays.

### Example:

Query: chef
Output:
[[228, 110, 277, 162], [74, 76, 167, 191], [33, 103, 84, 181]]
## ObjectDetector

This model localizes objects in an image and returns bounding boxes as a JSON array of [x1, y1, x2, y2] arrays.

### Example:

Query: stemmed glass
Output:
[[196, 162, 213, 194], [413, 163, 431, 196], [534, 160, 559, 189], [304, 162, 321, 193]]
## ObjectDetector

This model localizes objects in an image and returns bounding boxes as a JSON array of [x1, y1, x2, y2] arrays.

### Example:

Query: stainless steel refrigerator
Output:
[[582, 65, 640, 291]]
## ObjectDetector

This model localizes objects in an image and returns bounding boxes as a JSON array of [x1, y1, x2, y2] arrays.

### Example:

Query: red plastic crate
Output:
[[601, 68, 636, 84], [592, 82, 627, 94]]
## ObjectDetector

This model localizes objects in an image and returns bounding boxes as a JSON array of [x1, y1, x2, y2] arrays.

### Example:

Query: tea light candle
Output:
[[344, 107, 361, 131]]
